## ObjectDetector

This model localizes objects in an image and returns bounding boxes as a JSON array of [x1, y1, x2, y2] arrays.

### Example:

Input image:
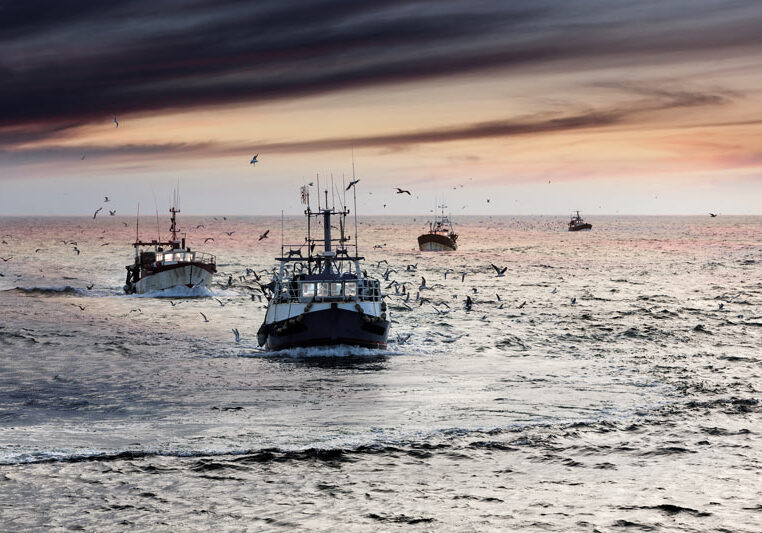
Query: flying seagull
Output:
[[200, 312, 209, 322], [204, 237, 215, 243], [258, 230, 270, 241], [346, 179, 360, 191], [104, 196, 110, 202], [224, 231, 235, 237], [113, 116, 118, 128], [250, 154, 259, 165], [232, 328, 240, 343], [395, 188, 411, 195], [215, 298, 227, 307], [709, 213, 718, 217], [491, 264, 507, 277], [109, 210, 116, 216], [93, 207, 102, 219]]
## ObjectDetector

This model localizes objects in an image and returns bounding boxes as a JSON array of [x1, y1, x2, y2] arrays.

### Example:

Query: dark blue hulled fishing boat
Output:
[[257, 184, 389, 351]]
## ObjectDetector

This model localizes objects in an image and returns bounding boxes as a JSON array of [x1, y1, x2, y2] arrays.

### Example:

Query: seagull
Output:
[[73, 247, 81, 255], [196, 224, 205, 229], [169, 300, 178, 307], [346, 179, 360, 191], [104, 196, 110, 202], [75, 304, 86, 311], [465, 296, 473, 312], [250, 154, 259, 165], [232, 328, 240, 343], [200, 312, 209, 322], [258, 230, 269, 241], [518, 301, 526, 309], [93, 207, 102, 219], [396, 333, 412, 344], [491, 264, 507, 277], [109, 210, 116, 216], [419, 277, 427, 290], [551, 288, 557, 294], [113, 116, 118, 128], [81, 154, 86, 160], [718, 302, 724, 310], [395, 188, 411, 195], [570, 297, 576, 305], [709, 213, 717, 217], [376, 259, 389, 268], [443, 268, 453, 280], [204, 237, 215, 243], [224, 231, 235, 237], [486, 198, 491, 203], [86, 283, 94, 290], [129, 308, 141, 314], [460, 271, 468, 283], [215, 298, 226, 307]]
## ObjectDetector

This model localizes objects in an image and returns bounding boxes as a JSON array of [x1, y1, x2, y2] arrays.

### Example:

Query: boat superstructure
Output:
[[418, 204, 458, 251], [257, 185, 389, 351], [568, 210, 592, 232], [124, 205, 216, 294]]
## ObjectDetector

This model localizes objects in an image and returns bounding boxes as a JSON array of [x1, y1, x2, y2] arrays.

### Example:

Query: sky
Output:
[[1, 0, 762, 216]]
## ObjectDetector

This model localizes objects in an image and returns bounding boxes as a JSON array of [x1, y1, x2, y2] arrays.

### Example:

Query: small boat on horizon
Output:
[[256, 184, 389, 351], [124, 204, 216, 294], [418, 204, 458, 251], [568, 210, 592, 232]]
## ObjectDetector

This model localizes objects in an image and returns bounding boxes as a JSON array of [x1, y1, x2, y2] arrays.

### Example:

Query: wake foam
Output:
[[128, 285, 214, 299]]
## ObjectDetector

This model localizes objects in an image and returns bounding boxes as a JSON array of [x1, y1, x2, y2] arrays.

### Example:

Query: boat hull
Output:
[[418, 233, 457, 251], [128, 263, 214, 294], [262, 306, 389, 351], [568, 224, 592, 232]]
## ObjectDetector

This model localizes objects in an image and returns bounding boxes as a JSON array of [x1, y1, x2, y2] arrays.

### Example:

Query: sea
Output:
[[0, 215, 760, 532]]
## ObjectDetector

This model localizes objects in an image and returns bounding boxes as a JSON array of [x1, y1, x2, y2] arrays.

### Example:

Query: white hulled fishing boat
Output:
[[418, 204, 458, 251], [124, 204, 216, 294]]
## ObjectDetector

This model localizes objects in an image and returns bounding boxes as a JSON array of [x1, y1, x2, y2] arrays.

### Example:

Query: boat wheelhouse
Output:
[[257, 185, 389, 350], [418, 204, 458, 251], [568, 210, 592, 232], [124, 206, 216, 294]]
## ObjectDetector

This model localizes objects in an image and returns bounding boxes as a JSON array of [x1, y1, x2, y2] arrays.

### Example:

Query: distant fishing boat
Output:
[[418, 204, 458, 251], [256, 183, 389, 350], [124, 203, 216, 294], [568, 210, 592, 232]]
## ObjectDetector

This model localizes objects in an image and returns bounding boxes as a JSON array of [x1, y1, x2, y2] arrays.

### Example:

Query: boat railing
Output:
[[275, 278, 382, 304]]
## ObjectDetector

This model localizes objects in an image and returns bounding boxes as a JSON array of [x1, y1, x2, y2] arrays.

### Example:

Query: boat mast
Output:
[[351, 152, 359, 258]]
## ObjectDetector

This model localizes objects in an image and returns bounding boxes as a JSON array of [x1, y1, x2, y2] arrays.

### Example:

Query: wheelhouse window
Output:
[[331, 283, 343, 296], [344, 281, 357, 297], [317, 282, 331, 297], [301, 283, 315, 298]]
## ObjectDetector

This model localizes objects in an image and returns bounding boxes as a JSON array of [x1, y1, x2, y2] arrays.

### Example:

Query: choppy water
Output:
[[0, 215, 760, 531]]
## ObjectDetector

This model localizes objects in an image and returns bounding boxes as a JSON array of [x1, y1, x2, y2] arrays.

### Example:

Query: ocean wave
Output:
[[3, 285, 85, 296]]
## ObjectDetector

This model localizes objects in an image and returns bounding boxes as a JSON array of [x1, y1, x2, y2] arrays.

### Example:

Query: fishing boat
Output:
[[257, 184, 389, 351], [418, 204, 458, 251], [568, 210, 592, 232], [124, 205, 216, 294]]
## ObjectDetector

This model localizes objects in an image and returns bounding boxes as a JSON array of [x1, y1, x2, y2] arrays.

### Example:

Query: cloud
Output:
[[0, 83, 731, 167], [1, 0, 760, 133]]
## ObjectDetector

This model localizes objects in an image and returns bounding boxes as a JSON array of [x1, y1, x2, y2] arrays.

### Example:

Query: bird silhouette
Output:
[[346, 179, 360, 191], [395, 188, 411, 195]]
